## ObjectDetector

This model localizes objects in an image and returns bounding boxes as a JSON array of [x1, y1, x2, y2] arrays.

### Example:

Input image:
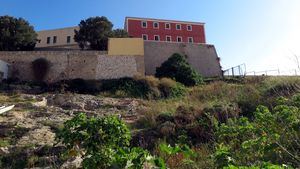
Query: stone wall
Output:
[[0, 51, 144, 82], [144, 41, 222, 77]]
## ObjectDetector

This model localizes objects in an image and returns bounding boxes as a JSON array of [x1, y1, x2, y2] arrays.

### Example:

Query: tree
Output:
[[74, 16, 113, 50], [0, 15, 38, 51], [155, 53, 204, 86], [112, 29, 129, 38]]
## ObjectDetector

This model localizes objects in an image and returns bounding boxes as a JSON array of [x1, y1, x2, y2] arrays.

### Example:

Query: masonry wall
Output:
[[144, 41, 222, 77], [0, 51, 144, 82]]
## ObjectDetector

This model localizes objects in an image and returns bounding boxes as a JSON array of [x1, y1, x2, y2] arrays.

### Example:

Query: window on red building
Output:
[[176, 24, 181, 30], [142, 34, 148, 40], [154, 35, 160, 41], [188, 37, 194, 43], [166, 36, 172, 42], [187, 25, 192, 31], [153, 22, 159, 29], [141, 21, 147, 28], [165, 23, 171, 29], [177, 36, 182, 42]]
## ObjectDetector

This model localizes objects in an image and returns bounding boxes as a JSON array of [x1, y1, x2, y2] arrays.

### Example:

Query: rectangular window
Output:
[[67, 36, 71, 43], [141, 21, 147, 28], [47, 37, 51, 44], [187, 25, 192, 31], [154, 35, 160, 41], [176, 24, 181, 30], [165, 23, 171, 29], [142, 34, 148, 40], [53, 36, 57, 44], [177, 36, 182, 42], [166, 36, 172, 42], [188, 37, 194, 43], [153, 22, 159, 29]]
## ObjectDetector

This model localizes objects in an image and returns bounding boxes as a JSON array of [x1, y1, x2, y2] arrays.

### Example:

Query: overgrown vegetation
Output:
[[1, 76, 300, 168], [156, 53, 204, 86], [56, 113, 155, 169], [1, 76, 186, 99]]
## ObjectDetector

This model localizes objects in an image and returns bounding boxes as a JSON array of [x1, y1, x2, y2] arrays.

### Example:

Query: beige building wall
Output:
[[36, 27, 79, 48], [108, 38, 144, 56]]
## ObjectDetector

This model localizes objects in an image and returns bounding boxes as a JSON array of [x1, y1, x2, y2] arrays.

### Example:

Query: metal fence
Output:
[[223, 64, 300, 77], [223, 63, 246, 77], [246, 69, 300, 76]]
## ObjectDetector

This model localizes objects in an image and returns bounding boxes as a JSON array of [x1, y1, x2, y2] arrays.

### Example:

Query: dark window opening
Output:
[[142, 34, 148, 40], [67, 36, 71, 43], [47, 37, 51, 44], [53, 36, 57, 44], [165, 23, 171, 29], [166, 36, 171, 42], [142, 21, 147, 28]]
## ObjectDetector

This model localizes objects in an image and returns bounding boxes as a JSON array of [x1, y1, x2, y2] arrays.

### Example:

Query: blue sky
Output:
[[1, 0, 300, 74]]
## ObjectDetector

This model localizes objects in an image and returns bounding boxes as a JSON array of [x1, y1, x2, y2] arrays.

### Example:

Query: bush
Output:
[[31, 58, 50, 82], [101, 76, 186, 99], [214, 96, 300, 167], [56, 113, 156, 169], [156, 53, 204, 86], [159, 78, 186, 98]]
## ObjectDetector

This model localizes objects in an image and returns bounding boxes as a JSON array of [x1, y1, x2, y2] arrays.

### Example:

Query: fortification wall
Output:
[[0, 51, 144, 82], [144, 42, 222, 77]]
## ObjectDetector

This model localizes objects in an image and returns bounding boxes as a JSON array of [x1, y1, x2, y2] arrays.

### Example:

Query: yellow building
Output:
[[108, 38, 144, 56]]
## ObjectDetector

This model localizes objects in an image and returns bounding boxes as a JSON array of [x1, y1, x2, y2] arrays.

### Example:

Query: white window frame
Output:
[[154, 35, 160, 41], [142, 34, 148, 40], [153, 22, 159, 29], [176, 24, 181, 30], [187, 25, 192, 31], [141, 21, 147, 28], [177, 36, 183, 42], [166, 36, 172, 42], [188, 37, 194, 43], [165, 23, 171, 30]]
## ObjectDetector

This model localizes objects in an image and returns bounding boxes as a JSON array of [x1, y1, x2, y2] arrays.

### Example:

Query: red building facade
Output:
[[125, 17, 206, 44]]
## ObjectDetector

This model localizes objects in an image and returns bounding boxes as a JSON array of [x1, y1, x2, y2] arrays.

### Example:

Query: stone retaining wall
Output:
[[144, 42, 222, 77], [0, 51, 144, 82]]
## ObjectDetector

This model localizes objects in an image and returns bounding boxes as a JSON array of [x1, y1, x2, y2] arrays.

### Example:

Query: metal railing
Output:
[[223, 63, 246, 77], [246, 69, 300, 76]]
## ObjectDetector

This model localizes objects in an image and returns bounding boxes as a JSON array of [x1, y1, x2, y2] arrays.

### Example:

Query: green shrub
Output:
[[155, 53, 204, 86], [56, 113, 156, 169], [100, 76, 186, 99], [157, 142, 197, 169], [159, 78, 186, 98], [31, 58, 50, 82], [101, 77, 154, 98], [214, 96, 300, 167]]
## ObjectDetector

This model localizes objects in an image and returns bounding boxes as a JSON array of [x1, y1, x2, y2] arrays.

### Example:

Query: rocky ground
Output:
[[0, 92, 142, 169]]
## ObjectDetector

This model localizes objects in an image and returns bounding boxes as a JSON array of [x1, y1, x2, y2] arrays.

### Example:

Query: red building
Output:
[[125, 17, 206, 44]]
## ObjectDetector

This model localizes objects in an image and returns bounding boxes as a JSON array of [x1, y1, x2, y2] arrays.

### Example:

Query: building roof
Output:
[[125, 16, 205, 26], [37, 26, 79, 33]]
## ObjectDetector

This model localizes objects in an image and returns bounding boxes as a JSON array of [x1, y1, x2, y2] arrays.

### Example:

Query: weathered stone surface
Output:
[[0, 51, 145, 82]]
